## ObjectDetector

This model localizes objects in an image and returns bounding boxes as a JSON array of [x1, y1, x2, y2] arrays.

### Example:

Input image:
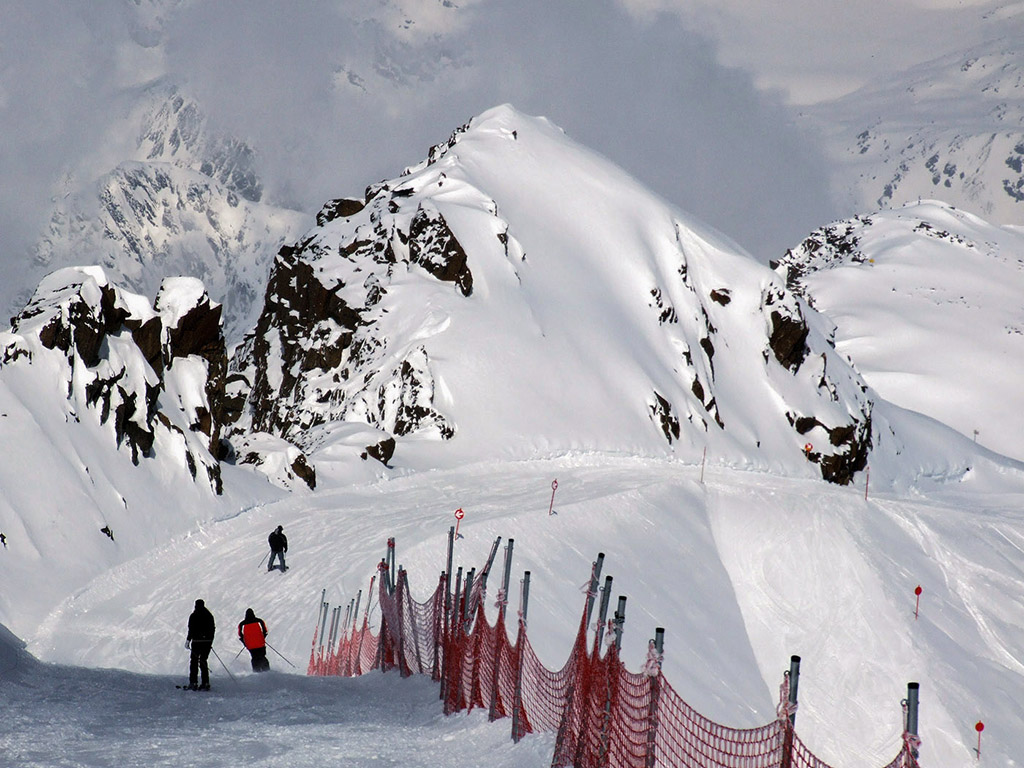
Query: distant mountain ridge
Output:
[[29, 86, 309, 343], [809, 38, 1024, 226]]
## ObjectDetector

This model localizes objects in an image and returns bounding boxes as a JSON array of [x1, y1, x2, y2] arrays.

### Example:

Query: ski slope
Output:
[[18, 448, 1024, 767]]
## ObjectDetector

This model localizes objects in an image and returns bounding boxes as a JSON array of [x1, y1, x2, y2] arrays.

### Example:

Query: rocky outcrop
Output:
[[3, 268, 230, 492], [230, 174, 469, 463]]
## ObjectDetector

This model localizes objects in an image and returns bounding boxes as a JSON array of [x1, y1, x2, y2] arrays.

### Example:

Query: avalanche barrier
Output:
[[308, 535, 922, 768]]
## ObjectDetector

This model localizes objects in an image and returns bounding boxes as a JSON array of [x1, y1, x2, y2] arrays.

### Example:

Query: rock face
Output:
[[2, 268, 229, 493], [230, 184, 461, 452]]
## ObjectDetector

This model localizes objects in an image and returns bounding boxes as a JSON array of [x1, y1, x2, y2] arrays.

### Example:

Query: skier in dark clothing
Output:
[[238, 608, 270, 672], [268, 525, 288, 572], [186, 598, 216, 690]]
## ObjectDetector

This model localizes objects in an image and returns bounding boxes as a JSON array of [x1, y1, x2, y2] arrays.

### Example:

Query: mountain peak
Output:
[[231, 106, 875, 485]]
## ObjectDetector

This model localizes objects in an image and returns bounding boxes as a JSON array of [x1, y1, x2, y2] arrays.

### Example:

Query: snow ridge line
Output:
[[307, 541, 921, 768]]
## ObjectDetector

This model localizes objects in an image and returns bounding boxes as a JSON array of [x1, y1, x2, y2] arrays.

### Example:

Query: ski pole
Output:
[[258, 551, 270, 569], [234, 645, 246, 660], [265, 641, 297, 668], [211, 647, 238, 682]]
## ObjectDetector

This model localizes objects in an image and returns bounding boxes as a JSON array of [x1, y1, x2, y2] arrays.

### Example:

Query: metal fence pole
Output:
[[511, 571, 531, 743], [490, 538, 515, 721], [645, 627, 665, 768], [906, 682, 920, 760], [594, 575, 613, 654]]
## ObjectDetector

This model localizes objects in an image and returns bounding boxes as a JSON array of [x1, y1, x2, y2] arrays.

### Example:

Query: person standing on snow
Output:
[[268, 525, 288, 572], [186, 598, 216, 690], [237, 608, 270, 672]]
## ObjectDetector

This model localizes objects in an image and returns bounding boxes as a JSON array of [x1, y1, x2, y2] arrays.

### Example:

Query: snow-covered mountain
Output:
[[808, 33, 1024, 226], [774, 200, 1024, 462], [230, 105, 882, 487], [4, 105, 1024, 768], [27, 87, 309, 343]]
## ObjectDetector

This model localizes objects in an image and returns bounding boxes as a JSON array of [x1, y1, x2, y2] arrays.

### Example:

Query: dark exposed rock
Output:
[[787, 409, 872, 485], [9, 269, 229, 494], [317, 198, 366, 226], [408, 204, 473, 297], [365, 436, 396, 466], [769, 310, 809, 371], [291, 454, 316, 489], [650, 392, 681, 444], [710, 289, 732, 305]]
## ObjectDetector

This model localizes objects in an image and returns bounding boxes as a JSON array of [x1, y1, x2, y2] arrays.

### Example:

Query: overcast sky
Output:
[[0, 0, 1008, 304]]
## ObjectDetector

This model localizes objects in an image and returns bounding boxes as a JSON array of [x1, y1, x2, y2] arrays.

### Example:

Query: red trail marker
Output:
[[914, 585, 922, 619], [548, 480, 558, 516], [975, 721, 984, 759], [454, 507, 465, 540]]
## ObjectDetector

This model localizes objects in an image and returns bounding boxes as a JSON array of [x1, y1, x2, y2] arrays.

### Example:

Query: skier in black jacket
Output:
[[185, 599, 216, 690], [268, 525, 288, 572]]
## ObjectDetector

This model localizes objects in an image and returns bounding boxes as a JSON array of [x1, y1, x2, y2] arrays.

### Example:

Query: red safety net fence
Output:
[[308, 545, 922, 768]]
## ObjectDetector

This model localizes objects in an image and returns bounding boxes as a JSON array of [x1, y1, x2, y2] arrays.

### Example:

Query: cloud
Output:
[[162, 0, 836, 261], [0, 0, 840, 319]]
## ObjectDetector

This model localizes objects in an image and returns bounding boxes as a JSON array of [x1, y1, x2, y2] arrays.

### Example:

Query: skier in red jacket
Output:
[[238, 608, 270, 672]]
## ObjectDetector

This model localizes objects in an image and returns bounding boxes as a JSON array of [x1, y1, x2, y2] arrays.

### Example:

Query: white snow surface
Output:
[[781, 201, 1024, 462], [2, 107, 1024, 767]]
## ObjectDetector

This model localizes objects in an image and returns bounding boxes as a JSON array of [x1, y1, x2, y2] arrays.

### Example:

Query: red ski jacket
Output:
[[239, 618, 268, 649]]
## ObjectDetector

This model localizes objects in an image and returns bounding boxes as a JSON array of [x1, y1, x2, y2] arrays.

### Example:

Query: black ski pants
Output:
[[189, 641, 213, 686]]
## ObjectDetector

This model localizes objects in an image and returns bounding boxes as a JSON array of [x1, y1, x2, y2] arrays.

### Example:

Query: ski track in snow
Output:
[[0, 657, 554, 768], [5, 457, 1022, 767]]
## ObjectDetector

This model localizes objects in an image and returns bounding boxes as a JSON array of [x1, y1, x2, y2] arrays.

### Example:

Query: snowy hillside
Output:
[[0, 267, 281, 635], [807, 33, 1024, 227], [19, 455, 1024, 768], [774, 200, 1024, 462]]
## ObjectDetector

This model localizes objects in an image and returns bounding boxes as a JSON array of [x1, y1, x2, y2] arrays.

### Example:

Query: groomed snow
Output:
[[10, 448, 1024, 767]]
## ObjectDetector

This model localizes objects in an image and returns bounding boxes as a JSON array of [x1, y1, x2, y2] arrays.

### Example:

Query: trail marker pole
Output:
[[477, 536, 502, 612], [700, 446, 707, 484], [386, 538, 396, 595], [600, 596, 627, 764], [975, 720, 984, 759], [914, 585, 922, 619], [443, 524, 455, 680], [613, 596, 627, 650], [463, 568, 476, 626], [319, 602, 330, 651], [787, 655, 801, 725], [454, 508, 465, 540], [865, 466, 870, 501], [548, 479, 558, 515], [316, 589, 326, 632]]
